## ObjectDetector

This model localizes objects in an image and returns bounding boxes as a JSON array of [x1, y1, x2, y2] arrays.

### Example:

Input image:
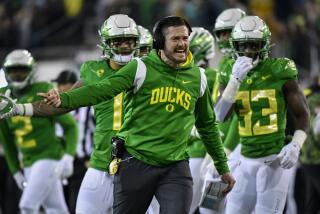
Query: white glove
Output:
[[277, 141, 300, 169], [0, 89, 33, 119], [13, 171, 27, 190], [231, 56, 254, 82], [55, 154, 74, 179], [277, 130, 307, 169]]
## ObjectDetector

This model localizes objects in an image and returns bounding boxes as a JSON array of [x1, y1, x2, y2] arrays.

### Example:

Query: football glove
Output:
[[55, 154, 74, 179], [277, 141, 300, 169], [0, 89, 33, 119], [277, 130, 307, 169], [231, 56, 253, 82]]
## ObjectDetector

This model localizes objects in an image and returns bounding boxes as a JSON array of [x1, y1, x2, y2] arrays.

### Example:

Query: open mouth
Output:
[[174, 49, 186, 55]]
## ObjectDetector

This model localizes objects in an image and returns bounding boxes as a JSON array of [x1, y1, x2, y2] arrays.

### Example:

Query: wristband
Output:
[[221, 77, 241, 103], [292, 130, 307, 148]]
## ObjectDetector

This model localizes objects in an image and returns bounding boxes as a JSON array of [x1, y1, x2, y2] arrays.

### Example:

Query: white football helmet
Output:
[[213, 8, 246, 54], [137, 25, 153, 57], [99, 14, 140, 64], [230, 16, 272, 61], [3, 49, 35, 90]]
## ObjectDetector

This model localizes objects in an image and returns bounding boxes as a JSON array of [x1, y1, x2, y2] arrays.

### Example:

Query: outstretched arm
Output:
[[33, 80, 84, 116], [31, 101, 73, 116], [0, 81, 83, 118]]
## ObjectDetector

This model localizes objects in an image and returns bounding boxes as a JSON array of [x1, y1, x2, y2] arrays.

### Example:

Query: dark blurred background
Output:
[[0, 0, 319, 83]]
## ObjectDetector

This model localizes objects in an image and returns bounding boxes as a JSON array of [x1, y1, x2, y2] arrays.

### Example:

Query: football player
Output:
[[213, 7, 246, 160], [0, 49, 78, 214], [214, 16, 310, 214], [70, 14, 140, 214], [137, 25, 153, 57]]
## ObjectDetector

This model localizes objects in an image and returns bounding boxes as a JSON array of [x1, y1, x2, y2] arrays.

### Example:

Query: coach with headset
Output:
[[35, 16, 235, 214]]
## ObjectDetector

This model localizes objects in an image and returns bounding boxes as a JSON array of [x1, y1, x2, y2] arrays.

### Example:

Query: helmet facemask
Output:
[[137, 25, 153, 57], [98, 14, 140, 65], [230, 16, 272, 64], [3, 49, 35, 90], [213, 8, 247, 56], [101, 36, 139, 65], [213, 28, 232, 54]]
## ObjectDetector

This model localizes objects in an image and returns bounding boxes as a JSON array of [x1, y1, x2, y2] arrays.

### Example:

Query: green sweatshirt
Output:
[[60, 50, 229, 174]]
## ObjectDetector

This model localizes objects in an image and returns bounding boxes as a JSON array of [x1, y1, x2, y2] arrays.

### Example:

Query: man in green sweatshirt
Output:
[[0, 16, 235, 214]]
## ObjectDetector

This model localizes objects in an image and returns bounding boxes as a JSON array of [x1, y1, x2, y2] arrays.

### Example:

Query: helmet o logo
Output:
[[165, 104, 175, 112]]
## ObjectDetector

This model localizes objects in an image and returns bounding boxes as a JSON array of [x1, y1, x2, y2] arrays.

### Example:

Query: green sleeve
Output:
[[218, 57, 233, 87], [60, 60, 137, 109], [0, 120, 20, 174], [54, 113, 79, 156], [279, 59, 298, 80], [194, 86, 229, 174], [223, 114, 239, 151], [80, 63, 88, 84]]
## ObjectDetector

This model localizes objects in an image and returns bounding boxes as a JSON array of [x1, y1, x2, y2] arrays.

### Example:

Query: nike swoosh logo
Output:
[[182, 80, 192, 84], [261, 75, 271, 80]]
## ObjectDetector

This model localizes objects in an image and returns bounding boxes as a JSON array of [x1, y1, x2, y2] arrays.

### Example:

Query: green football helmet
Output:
[[137, 25, 153, 57], [189, 27, 215, 66], [99, 14, 140, 64], [3, 49, 35, 90], [230, 16, 272, 62], [213, 8, 246, 54]]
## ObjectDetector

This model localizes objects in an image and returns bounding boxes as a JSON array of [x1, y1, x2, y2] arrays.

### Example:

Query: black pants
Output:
[[0, 156, 21, 214], [298, 164, 320, 214], [113, 152, 193, 214]]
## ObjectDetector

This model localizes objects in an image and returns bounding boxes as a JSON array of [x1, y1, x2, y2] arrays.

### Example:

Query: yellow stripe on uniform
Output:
[[212, 71, 220, 102], [113, 92, 123, 131]]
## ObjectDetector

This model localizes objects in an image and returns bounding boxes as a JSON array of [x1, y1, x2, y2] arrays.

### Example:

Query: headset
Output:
[[152, 16, 192, 50]]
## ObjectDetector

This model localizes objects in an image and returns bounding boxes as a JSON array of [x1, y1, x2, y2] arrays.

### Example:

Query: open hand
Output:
[[37, 88, 61, 107]]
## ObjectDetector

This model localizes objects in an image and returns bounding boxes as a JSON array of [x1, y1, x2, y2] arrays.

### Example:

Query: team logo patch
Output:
[[182, 80, 192, 84], [246, 78, 253, 84], [96, 69, 105, 77], [165, 104, 175, 112]]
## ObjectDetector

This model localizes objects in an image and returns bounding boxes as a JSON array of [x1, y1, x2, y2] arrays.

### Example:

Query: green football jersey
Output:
[[220, 58, 298, 158], [0, 82, 78, 173], [60, 50, 229, 174], [80, 60, 126, 171], [300, 89, 320, 165], [217, 56, 240, 150]]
